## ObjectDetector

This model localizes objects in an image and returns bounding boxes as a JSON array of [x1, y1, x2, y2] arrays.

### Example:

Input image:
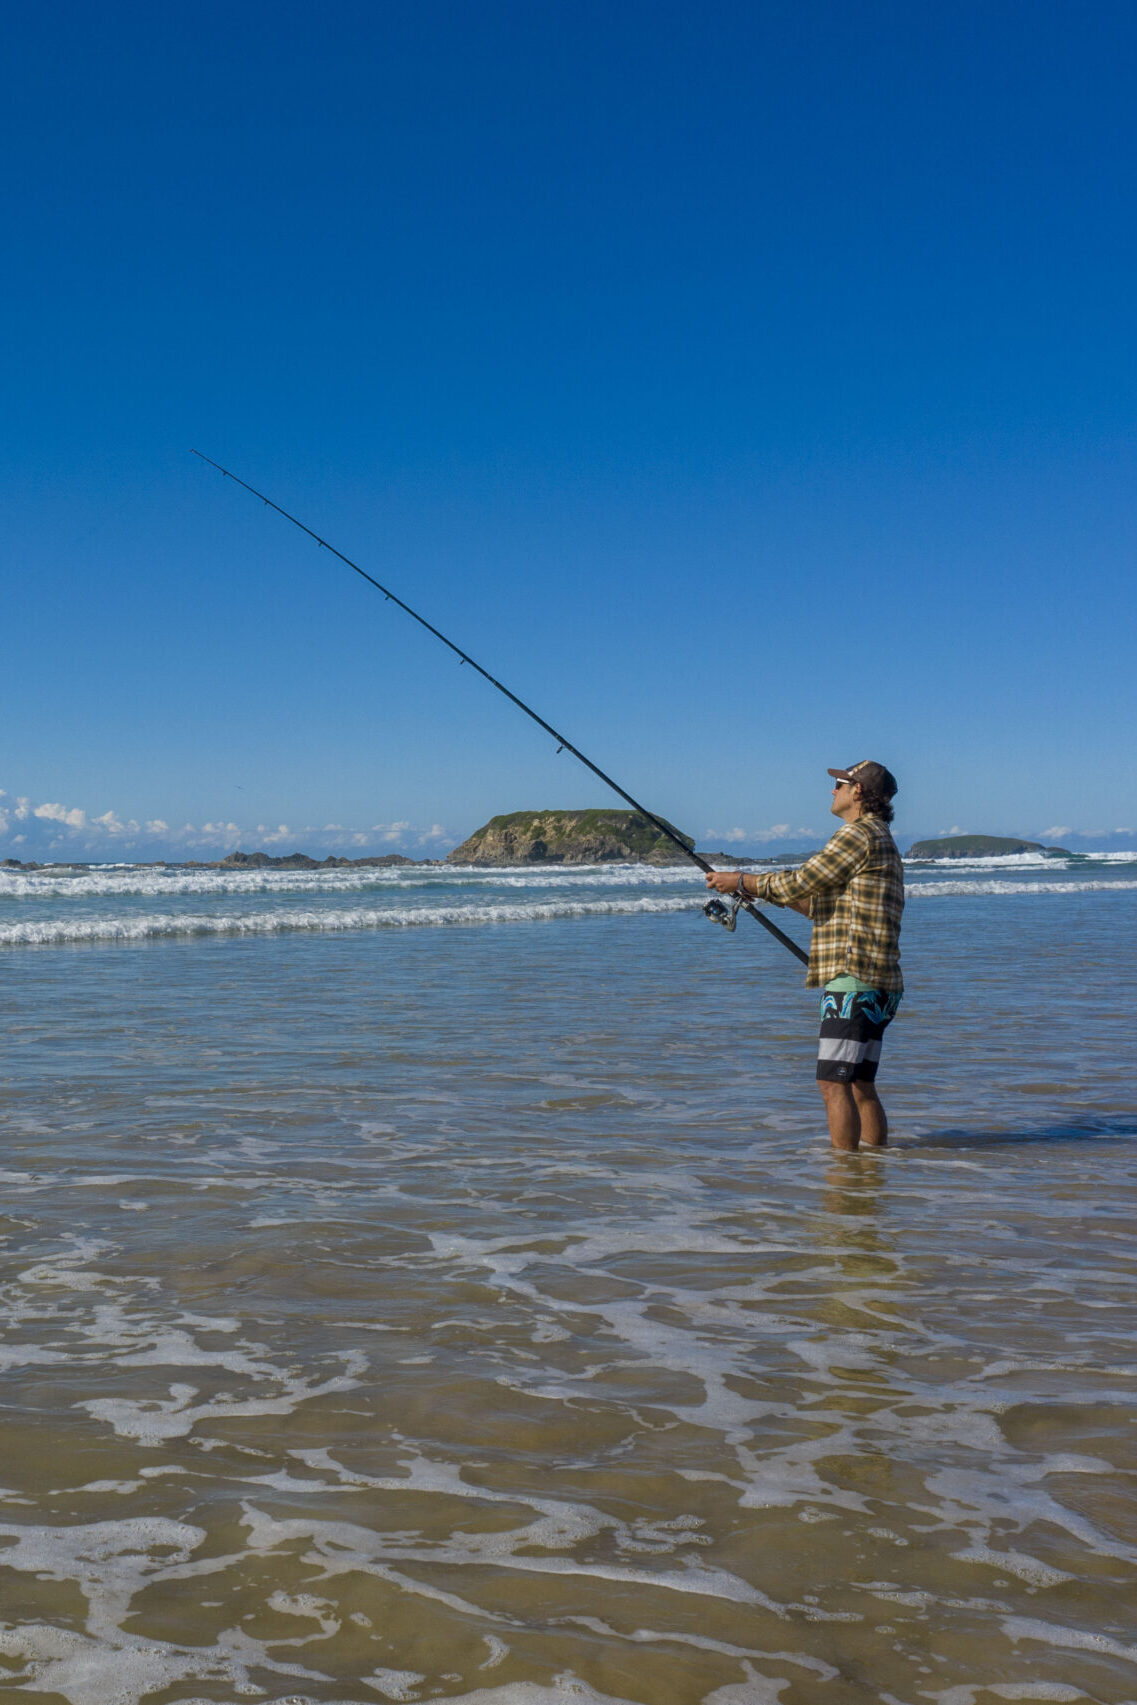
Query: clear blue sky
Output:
[[3, 0, 1135, 860]]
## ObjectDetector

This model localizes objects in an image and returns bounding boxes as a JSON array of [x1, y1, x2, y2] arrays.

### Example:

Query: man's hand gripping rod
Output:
[[191, 450, 809, 967]]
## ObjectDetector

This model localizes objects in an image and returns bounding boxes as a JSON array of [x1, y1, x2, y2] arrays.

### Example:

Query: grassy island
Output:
[[906, 834, 1072, 859], [447, 808, 694, 866]]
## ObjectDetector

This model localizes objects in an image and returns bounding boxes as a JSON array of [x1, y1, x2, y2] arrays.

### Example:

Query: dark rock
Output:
[[217, 850, 418, 870], [905, 834, 1056, 859]]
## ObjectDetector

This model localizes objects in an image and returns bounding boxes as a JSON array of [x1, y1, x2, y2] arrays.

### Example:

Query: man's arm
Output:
[[710, 825, 867, 911], [752, 825, 867, 907]]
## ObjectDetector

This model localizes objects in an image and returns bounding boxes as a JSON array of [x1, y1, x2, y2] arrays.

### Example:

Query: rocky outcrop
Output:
[[214, 850, 417, 869], [2, 851, 422, 872], [447, 809, 694, 866], [905, 834, 1071, 859]]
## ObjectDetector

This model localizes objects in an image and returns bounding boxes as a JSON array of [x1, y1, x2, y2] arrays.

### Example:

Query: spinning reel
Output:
[[703, 890, 747, 931]]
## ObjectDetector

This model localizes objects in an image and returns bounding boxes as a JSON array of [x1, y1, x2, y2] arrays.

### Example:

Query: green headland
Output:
[[905, 834, 1072, 859], [447, 809, 695, 866]]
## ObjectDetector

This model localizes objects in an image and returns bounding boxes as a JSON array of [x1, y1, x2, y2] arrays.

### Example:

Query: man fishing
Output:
[[194, 458, 893, 1058], [706, 761, 904, 1153]]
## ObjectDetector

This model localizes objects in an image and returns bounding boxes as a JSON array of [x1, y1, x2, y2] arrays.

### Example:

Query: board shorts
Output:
[[817, 987, 903, 1084]]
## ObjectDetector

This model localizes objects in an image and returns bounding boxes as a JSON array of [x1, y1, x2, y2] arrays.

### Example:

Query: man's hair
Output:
[[858, 784, 894, 824]]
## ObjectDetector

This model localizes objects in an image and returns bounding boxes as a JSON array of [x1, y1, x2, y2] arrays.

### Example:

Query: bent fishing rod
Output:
[[191, 450, 808, 966]]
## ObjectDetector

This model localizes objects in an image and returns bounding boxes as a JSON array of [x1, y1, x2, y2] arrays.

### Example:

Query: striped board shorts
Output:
[[817, 987, 903, 1084]]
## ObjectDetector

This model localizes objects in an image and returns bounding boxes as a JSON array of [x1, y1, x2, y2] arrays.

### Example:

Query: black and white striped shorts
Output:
[[817, 987, 903, 1084]]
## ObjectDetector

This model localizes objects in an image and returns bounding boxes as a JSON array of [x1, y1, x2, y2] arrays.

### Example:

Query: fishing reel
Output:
[[703, 891, 746, 931]]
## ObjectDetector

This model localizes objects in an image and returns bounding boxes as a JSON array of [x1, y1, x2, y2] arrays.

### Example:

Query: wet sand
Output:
[[1, 881, 1136, 1702]]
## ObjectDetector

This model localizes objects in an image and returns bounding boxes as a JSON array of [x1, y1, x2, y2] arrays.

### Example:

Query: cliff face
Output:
[[446, 809, 694, 866]]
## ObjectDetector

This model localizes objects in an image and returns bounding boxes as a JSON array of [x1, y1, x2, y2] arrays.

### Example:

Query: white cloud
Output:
[[1, 786, 454, 861], [1040, 825, 1071, 840], [34, 802, 88, 829], [704, 823, 814, 845], [91, 810, 141, 836]]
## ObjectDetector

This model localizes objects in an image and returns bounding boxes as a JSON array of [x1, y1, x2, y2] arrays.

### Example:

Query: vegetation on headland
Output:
[[447, 808, 695, 866], [905, 834, 1072, 859]]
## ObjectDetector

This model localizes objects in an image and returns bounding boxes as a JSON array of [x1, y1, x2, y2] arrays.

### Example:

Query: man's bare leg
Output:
[[818, 1080, 860, 1151], [818, 1079, 887, 1151], [851, 1080, 887, 1148]]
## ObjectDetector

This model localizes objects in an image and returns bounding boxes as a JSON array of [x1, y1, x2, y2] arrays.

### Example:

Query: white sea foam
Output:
[[0, 895, 698, 947], [3, 858, 1136, 1703], [922, 1686, 1085, 1704], [907, 850, 1137, 870], [3, 877, 1134, 948], [0, 863, 704, 900], [3, 848, 1132, 902], [905, 878, 1137, 898], [362, 1683, 638, 1704]]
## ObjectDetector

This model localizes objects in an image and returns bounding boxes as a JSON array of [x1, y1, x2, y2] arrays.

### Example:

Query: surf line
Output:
[[191, 450, 808, 966]]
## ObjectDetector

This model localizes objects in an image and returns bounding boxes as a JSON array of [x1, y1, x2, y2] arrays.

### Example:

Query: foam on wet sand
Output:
[[0, 859, 1135, 1701]]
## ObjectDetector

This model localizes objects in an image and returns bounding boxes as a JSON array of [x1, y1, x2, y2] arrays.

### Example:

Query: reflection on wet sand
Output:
[[1, 896, 1136, 1702]]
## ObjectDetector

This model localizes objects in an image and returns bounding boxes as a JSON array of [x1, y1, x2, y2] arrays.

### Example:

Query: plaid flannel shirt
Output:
[[749, 814, 904, 990]]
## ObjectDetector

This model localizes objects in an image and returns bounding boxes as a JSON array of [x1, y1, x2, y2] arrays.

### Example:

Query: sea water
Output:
[[1, 853, 1135, 1704]]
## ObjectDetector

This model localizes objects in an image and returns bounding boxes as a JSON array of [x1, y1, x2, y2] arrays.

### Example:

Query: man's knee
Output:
[[850, 1078, 881, 1104], [818, 1077, 850, 1103]]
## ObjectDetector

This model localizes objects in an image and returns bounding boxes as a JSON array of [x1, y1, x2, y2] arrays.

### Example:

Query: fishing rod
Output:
[[191, 450, 809, 966]]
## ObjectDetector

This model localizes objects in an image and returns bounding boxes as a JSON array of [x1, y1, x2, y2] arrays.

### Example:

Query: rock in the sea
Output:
[[217, 850, 417, 869], [905, 834, 1071, 859], [447, 809, 694, 866]]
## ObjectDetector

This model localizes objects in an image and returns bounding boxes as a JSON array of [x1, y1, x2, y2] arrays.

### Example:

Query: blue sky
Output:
[[3, 0, 1135, 862]]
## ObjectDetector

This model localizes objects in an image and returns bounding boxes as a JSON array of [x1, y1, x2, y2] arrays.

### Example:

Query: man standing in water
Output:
[[706, 761, 904, 1152]]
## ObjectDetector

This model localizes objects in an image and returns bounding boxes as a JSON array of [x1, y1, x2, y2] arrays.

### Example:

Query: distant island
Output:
[[1, 824, 1081, 876], [905, 834, 1072, 859], [447, 809, 695, 866], [203, 850, 418, 870], [0, 851, 421, 872]]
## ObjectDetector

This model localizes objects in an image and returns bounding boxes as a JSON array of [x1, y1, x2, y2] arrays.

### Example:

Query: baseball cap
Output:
[[827, 760, 898, 798]]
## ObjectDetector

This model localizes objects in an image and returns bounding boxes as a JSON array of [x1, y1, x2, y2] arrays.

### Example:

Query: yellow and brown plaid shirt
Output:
[[749, 814, 904, 990]]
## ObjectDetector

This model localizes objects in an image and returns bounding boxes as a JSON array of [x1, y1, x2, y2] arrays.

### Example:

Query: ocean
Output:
[[1, 851, 1136, 1704]]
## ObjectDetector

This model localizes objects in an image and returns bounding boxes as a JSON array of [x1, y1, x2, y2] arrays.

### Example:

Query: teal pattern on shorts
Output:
[[820, 987, 903, 1027]]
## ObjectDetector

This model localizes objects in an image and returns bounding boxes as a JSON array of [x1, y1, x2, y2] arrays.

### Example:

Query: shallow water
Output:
[[1, 860, 1136, 1703]]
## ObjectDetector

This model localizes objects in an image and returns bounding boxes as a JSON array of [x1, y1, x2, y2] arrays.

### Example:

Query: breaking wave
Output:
[[0, 864, 709, 901], [0, 895, 699, 947], [906, 879, 1137, 898]]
